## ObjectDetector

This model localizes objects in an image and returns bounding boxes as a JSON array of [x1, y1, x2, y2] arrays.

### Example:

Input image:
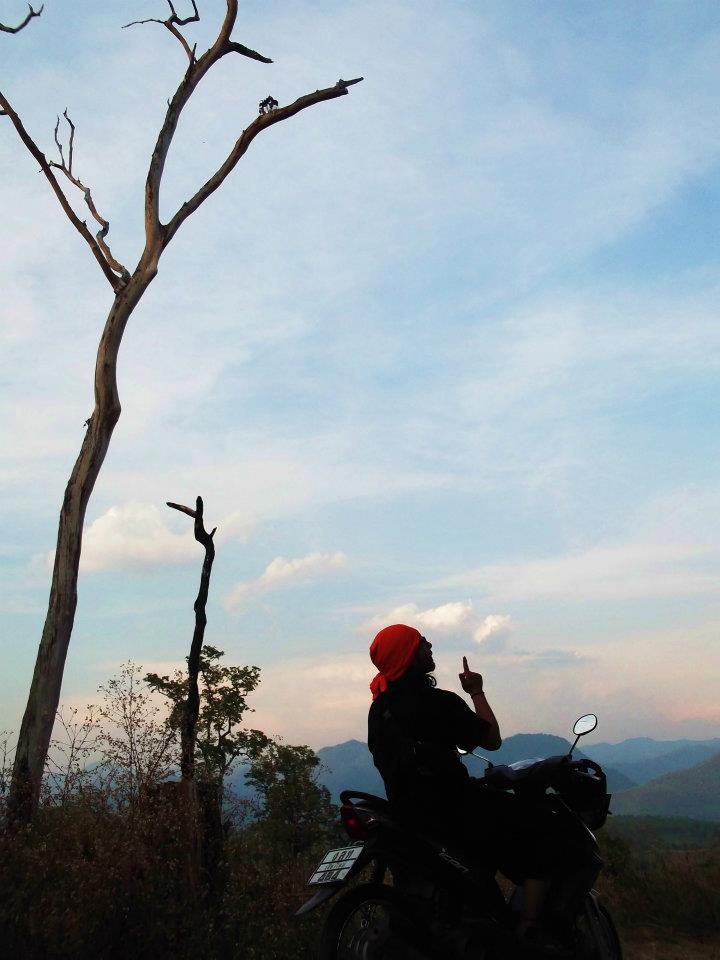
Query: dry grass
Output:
[[621, 930, 720, 960], [598, 828, 720, 958], [2, 797, 719, 959]]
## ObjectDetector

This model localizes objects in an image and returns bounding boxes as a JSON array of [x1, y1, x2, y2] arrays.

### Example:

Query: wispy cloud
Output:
[[225, 551, 347, 609], [438, 541, 718, 603]]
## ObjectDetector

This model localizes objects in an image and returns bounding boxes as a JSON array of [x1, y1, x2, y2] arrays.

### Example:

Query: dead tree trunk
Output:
[[8, 261, 156, 822], [166, 497, 215, 781], [166, 496, 216, 892], [2, 1, 362, 824]]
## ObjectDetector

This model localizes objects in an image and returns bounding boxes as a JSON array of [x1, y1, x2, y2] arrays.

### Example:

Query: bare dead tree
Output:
[[165, 495, 216, 892], [2, 1, 362, 824], [166, 497, 216, 781]]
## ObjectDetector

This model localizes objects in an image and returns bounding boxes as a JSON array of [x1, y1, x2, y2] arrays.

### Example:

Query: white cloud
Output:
[[79, 503, 196, 573], [44, 502, 256, 574], [363, 600, 474, 634], [225, 551, 347, 609], [474, 614, 513, 645]]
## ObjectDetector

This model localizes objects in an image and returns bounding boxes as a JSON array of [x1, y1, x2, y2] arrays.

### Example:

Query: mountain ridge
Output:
[[611, 752, 720, 821], [228, 733, 720, 820], [315, 733, 636, 798]]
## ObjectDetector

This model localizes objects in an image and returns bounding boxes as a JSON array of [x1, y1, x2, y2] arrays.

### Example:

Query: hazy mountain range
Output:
[[314, 734, 720, 822], [228, 733, 720, 821], [611, 753, 720, 821], [588, 737, 720, 784], [315, 734, 636, 797]]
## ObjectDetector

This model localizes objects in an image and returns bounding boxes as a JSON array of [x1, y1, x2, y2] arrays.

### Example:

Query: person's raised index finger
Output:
[[462, 656, 469, 673]]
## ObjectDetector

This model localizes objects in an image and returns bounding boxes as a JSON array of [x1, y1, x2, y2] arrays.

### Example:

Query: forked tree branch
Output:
[[139, 2, 360, 250], [0, 2, 43, 33], [0, 92, 127, 292], [143, 0, 275, 245], [163, 77, 363, 246], [123, 0, 200, 64], [49, 110, 129, 280]]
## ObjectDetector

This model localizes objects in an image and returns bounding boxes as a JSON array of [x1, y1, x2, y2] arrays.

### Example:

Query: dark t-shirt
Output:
[[367, 671, 491, 823]]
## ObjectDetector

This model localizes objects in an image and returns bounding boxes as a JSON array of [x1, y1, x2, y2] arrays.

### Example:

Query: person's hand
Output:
[[459, 656, 484, 697]]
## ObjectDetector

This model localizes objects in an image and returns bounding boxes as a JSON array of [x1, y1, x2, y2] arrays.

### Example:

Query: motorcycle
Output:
[[296, 713, 622, 959]]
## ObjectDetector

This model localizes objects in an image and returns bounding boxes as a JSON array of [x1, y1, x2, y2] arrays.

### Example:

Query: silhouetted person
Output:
[[367, 623, 567, 944]]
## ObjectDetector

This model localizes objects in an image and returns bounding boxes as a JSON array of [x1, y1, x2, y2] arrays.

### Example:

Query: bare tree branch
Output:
[[167, 500, 197, 520], [123, 1, 200, 64], [143, 0, 276, 245], [49, 110, 130, 280], [223, 40, 272, 64], [0, 2, 43, 34], [0, 91, 128, 292], [164, 77, 363, 246]]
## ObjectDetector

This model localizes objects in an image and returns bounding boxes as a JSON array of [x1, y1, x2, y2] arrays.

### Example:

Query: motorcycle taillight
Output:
[[340, 803, 371, 840]]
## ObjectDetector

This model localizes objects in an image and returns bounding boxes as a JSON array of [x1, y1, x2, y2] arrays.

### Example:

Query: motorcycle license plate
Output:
[[308, 845, 364, 885]]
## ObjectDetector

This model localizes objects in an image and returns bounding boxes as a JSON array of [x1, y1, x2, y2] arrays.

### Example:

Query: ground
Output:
[[622, 931, 720, 959]]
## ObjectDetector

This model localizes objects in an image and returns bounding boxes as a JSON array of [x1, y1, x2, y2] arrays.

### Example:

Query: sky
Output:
[[1, 0, 719, 752]]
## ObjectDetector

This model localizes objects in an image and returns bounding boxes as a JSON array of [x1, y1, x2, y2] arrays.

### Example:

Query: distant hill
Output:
[[612, 753, 720, 821], [610, 742, 719, 786], [229, 734, 719, 813], [315, 733, 635, 799], [460, 732, 635, 793], [316, 740, 385, 799], [590, 736, 720, 767]]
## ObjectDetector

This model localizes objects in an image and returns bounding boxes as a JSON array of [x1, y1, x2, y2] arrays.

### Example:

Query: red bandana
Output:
[[369, 623, 421, 700]]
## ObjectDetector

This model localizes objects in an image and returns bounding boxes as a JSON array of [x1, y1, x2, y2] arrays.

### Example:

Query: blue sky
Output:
[[1, 0, 719, 750]]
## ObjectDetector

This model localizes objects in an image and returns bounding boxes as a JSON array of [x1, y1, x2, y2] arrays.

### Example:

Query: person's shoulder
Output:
[[429, 687, 466, 707], [368, 696, 384, 717]]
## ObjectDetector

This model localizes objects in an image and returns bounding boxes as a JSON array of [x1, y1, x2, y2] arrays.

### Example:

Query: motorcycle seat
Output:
[[340, 790, 392, 814]]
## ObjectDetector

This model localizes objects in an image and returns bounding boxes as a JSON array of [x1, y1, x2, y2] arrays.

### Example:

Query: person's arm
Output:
[[458, 656, 502, 750]]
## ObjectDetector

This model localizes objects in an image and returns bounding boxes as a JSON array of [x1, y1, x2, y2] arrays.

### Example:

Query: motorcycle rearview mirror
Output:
[[457, 746, 493, 768], [573, 714, 598, 737], [568, 713, 598, 757]]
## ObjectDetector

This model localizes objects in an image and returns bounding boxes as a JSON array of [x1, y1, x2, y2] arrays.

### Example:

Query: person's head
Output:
[[369, 624, 435, 699], [414, 635, 435, 673]]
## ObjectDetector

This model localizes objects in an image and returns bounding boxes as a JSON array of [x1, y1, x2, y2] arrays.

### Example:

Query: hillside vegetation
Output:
[[612, 753, 720, 821], [609, 815, 720, 850]]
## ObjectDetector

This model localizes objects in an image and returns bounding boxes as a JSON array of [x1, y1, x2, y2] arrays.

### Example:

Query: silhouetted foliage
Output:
[[247, 740, 339, 859], [146, 644, 267, 785], [0, 658, 343, 958]]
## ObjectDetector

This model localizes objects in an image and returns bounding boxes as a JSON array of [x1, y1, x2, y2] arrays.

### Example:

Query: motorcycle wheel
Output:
[[317, 882, 433, 960]]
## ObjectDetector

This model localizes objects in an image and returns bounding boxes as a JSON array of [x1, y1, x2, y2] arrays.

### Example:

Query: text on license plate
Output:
[[308, 845, 364, 885]]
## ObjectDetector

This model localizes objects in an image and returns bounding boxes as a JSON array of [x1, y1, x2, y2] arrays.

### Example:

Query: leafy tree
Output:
[[146, 645, 267, 785], [246, 741, 337, 858], [43, 706, 99, 806], [96, 661, 176, 809]]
